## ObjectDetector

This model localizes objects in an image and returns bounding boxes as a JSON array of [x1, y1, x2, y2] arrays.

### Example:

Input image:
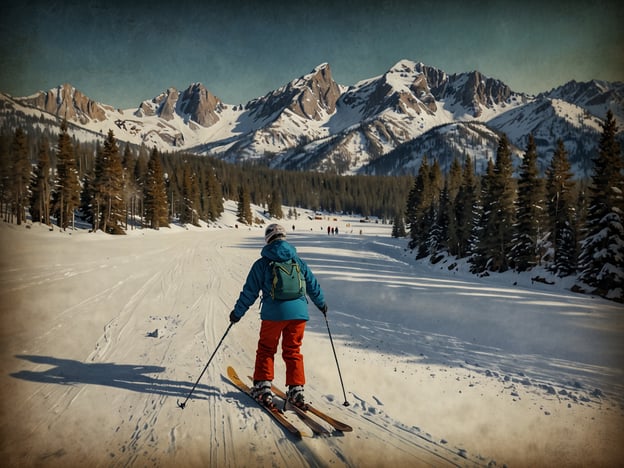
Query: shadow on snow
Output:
[[10, 355, 218, 400]]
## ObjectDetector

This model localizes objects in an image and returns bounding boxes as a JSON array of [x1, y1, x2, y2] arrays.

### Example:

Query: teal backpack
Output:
[[269, 259, 306, 301]]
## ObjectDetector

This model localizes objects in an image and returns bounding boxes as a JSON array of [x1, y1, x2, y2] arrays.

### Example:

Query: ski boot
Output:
[[251, 380, 277, 411], [286, 385, 308, 410]]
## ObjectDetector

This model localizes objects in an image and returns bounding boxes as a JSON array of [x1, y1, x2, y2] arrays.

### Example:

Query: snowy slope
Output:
[[1, 205, 623, 467]]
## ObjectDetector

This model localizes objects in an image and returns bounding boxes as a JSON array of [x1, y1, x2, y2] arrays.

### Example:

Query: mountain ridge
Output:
[[1, 59, 622, 177]]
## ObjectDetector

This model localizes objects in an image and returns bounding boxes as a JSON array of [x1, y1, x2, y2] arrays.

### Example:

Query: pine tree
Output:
[[420, 204, 439, 259], [447, 156, 463, 203], [133, 146, 149, 227], [30, 137, 52, 225], [470, 134, 517, 274], [455, 156, 478, 258], [578, 110, 624, 298], [11, 128, 31, 225], [204, 166, 223, 221], [121, 143, 137, 229], [545, 139, 577, 276], [0, 133, 11, 222], [391, 214, 406, 238], [80, 162, 96, 229], [439, 157, 462, 256], [574, 183, 588, 266], [268, 189, 284, 219], [144, 148, 169, 229], [53, 121, 80, 229], [487, 134, 516, 272], [92, 130, 125, 234], [511, 134, 546, 271], [237, 185, 253, 225], [180, 164, 197, 225], [406, 156, 432, 251], [429, 159, 443, 200], [438, 179, 456, 254], [469, 159, 495, 273]]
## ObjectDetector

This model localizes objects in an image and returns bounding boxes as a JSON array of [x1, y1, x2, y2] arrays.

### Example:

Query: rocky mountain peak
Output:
[[135, 87, 179, 120], [291, 62, 341, 119], [247, 63, 341, 122], [179, 83, 224, 127], [132, 84, 224, 127], [544, 80, 624, 120], [351, 60, 442, 117], [450, 71, 514, 117], [157, 87, 180, 121], [17, 83, 111, 124]]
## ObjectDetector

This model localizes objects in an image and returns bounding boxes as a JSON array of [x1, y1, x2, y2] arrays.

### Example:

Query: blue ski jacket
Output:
[[232, 239, 326, 322]]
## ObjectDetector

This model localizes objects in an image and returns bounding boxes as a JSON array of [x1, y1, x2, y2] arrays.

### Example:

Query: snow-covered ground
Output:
[[1, 202, 623, 467]]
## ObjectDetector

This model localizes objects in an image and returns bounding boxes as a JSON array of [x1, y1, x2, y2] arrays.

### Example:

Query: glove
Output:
[[229, 310, 241, 323], [319, 304, 328, 315]]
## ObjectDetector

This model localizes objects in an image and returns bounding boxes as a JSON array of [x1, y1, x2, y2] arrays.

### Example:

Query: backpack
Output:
[[269, 259, 306, 301]]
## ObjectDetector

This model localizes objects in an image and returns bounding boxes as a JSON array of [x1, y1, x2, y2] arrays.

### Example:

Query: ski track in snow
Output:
[[1, 216, 622, 467]]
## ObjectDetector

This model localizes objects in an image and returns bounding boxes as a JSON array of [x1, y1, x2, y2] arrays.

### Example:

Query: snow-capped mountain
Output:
[[16, 83, 114, 124], [1, 60, 622, 177]]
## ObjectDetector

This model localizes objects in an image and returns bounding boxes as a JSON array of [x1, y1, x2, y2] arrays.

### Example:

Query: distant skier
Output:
[[229, 223, 328, 410]]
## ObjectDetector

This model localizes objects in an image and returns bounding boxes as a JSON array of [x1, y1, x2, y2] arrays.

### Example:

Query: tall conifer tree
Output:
[[578, 110, 624, 298], [469, 159, 494, 273], [54, 121, 80, 229], [438, 179, 457, 255], [11, 128, 31, 225], [92, 130, 125, 233], [237, 185, 253, 225], [489, 134, 517, 271], [545, 139, 577, 276], [423, 204, 441, 259], [186, 164, 201, 226], [180, 164, 195, 225], [268, 189, 284, 219], [470, 135, 515, 272], [204, 167, 223, 221], [406, 156, 432, 251], [133, 146, 149, 226], [455, 156, 478, 258], [30, 137, 52, 225], [144, 148, 169, 229], [511, 134, 545, 271], [392, 214, 406, 238], [121, 143, 137, 229]]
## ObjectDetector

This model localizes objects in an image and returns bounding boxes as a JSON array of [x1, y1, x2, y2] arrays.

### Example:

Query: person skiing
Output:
[[229, 223, 328, 410]]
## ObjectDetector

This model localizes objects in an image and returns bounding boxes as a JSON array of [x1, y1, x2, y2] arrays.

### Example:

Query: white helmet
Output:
[[265, 223, 287, 244]]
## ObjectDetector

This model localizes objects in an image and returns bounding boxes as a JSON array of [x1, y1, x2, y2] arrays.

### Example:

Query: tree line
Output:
[[398, 111, 623, 302], [0, 121, 412, 233], [2, 114, 621, 300]]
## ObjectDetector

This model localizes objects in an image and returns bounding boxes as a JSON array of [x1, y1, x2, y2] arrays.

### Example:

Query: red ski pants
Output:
[[253, 319, 306, 386]]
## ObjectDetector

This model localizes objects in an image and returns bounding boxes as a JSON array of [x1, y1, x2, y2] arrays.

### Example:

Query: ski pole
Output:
[[323, 312, 350, 407], [177, 322, 233, 409]]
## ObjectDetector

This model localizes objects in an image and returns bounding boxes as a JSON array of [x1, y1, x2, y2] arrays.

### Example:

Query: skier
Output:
[[229, 223, 328, 410]]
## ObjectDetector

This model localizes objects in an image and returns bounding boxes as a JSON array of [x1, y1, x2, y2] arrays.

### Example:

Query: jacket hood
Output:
[[261, 239, 296, 262]]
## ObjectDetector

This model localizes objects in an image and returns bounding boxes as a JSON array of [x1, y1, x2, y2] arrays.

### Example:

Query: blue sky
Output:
[[1, 0, 622, 109]]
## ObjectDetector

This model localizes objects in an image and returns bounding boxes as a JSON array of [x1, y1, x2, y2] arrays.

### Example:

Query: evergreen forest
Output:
[[0, 121, 412, 232], [399, 111, 623, 302], [1, 113, 622, 302]]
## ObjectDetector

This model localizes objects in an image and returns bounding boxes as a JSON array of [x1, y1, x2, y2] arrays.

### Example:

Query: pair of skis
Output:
[[227, 366, 352, 439]]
